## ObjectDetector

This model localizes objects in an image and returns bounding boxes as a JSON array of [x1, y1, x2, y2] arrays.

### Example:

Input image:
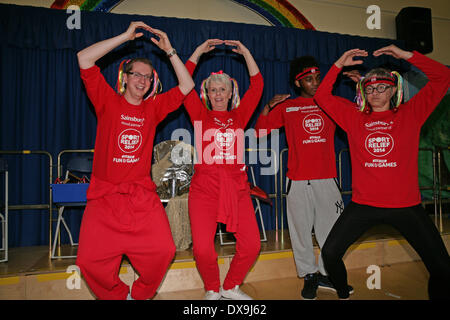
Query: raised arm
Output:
[[77, 21, 151, 69], [260, 94, 291, 117], [181, 40, 223, 123], [77, 22, 193, 95], [372, 44, 413, 61], [148, 28, 194, 95], [188, 39, 224, 68], [225, 40, 263, 125], [77, 23, 153, 113], [373, 45, 449, 122], [314, 49, 368, 130], [225, 40, 260, 77], [334, 48, 369, 69], [254, 94, 290, 138]]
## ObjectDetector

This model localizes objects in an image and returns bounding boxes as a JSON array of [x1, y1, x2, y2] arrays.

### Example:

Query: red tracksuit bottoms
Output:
[[188, 166, 261, 292], [76, 176, 176, 300]]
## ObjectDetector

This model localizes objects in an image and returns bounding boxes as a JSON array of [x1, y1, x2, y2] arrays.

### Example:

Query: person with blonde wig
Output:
[[183, 39, 264, 300]]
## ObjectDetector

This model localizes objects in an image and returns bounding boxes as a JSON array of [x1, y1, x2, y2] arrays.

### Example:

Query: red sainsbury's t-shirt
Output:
[[183, 60, 264, 170], [255, 97, 337, 181], [314, 51, 450, 208], [80, 65, 185, 184]]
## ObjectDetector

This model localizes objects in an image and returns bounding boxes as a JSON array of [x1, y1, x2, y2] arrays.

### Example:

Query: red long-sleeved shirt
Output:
[[255, 97, 337, 180], [183, 60, 264, 170], [314, 51, 450, 207], [80, 65, 185, 185]]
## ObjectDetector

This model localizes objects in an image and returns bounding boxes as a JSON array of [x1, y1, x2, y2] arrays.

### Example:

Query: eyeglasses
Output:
[[364, 84, 392, 95], [126, 72, 153, 81]]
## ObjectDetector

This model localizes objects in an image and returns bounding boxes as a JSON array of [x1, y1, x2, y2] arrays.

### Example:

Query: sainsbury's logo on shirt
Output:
[[121, 114, 145, 123], [364, 120, 393, 131], [286, 105, 317, 113], [121, 114, 145, 128]]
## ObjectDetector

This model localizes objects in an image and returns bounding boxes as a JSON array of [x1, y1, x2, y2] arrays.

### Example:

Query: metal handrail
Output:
[[0, 150, 53, 257], [436, 146, 450, 233], [418, 148, 439, 231], [0, 167, 8, 262]]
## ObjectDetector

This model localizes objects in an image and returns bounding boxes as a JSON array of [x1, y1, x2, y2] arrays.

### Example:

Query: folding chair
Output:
[[0, 159, 8, 263], [51, 156, 92, 259], [218, 165, 268, 245]]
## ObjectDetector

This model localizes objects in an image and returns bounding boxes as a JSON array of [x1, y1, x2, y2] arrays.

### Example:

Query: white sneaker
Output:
[[220, 285, 253, 300], [204, 290, 221, 300]]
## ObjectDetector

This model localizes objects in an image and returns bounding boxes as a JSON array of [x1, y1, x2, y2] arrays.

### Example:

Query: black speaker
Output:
[[395, 7, 433, 54]]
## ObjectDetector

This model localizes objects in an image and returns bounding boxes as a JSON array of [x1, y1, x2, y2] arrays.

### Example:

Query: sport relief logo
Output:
[[215, 128, 236, 150], [365, 132, 394, 157], [303, 114, 324, 135], [118, 129, 142, 153]]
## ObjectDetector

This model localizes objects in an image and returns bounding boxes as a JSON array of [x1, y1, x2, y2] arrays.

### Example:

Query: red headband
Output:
[[363, 77, 396, 88], [295, 67, 320, 81]]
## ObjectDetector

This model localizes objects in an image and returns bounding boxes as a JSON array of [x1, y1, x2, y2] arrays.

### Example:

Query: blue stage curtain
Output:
[[0, 4, 408, 247]]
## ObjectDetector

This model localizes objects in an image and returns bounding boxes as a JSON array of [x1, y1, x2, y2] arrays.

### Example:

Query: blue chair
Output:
[[51, 156, 92, 259], [0, 159, 8, 263]]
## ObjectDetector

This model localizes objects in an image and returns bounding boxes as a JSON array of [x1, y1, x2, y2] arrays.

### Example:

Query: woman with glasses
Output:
[[314, 44, 450, 300], [75, 21, 194, 300], [183, 39, 264, 300]]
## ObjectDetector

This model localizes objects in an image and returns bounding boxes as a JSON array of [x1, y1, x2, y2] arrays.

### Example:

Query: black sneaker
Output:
[[301, 273, 319, 300], [317, 273, 354, 295]]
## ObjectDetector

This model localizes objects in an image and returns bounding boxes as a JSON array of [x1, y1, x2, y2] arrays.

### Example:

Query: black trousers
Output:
[[322, 201, 450, 299]]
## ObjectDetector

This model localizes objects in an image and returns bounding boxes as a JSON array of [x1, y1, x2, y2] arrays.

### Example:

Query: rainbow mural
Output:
[[230, 0, 315, 29], [51, 0, 315, 30]]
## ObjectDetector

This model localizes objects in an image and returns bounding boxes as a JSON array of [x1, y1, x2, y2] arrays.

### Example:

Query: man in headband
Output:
[[255, 56, 353, 300], [315, 45, 450, 300]]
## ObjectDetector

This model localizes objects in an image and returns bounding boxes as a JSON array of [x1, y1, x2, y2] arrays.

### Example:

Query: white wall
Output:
[[112, 0, 270, 25], [289, 0, 450, 65], [1, 0, 449, 64]]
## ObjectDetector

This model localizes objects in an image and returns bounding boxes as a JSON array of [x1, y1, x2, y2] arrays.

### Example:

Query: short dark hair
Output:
[[289, 56, 319, 88]]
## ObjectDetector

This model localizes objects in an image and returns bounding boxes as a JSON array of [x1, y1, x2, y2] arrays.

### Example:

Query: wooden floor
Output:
[[154, 260, 430, 300], [0, 214, 449, 301]]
